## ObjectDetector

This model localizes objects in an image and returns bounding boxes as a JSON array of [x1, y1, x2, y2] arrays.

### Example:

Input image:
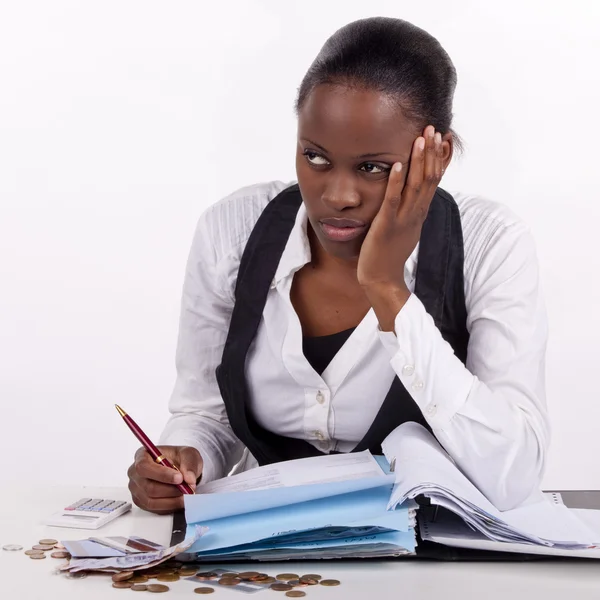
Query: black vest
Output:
[[215, 184, 469, 467]]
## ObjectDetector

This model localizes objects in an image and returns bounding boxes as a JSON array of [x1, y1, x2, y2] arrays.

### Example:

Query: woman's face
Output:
[[296, 84, 427, 262]]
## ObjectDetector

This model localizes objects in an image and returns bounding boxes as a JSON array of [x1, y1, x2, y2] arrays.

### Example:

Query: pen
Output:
[[115, 404, 194, 495]]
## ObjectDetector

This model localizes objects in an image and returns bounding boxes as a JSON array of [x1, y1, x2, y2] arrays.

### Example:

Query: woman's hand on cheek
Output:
[[357, 125, 444, 329]]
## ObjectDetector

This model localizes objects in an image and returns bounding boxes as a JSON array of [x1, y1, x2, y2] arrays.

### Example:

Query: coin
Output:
[[112, 572, 134, 582], [147, 584, 170, 593], [320, 579, 341, 586], [51, 551, 71, 559], [270, 584, 293, 592], [66, 571, 88, 579], [219, 578, 242, 586], [39, 538, 58, 546], [220, 572, 239, 577], [24, 550, 44, 556], [54, 543, 66, 550], [239, 571, 260, 579], [32, 544, 54, 551], [180, 567, 198, 577], [157, 573, 179, 582], [301, 574, 322, 581], [29, 553, 46, 559], [131, 584, 148, 591], [2, 544, 23, 551], [286, 593, 307, 598], [276, 574, 299, 581], [259, 577, 277, 584], [196, 573, 218, 581], [194, 588, 215, 595], [112, 581, 133, 588], [299, 577, 318, 585]]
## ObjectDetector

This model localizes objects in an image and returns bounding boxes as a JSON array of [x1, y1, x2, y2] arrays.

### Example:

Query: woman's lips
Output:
[[319, 218, 367, 242]]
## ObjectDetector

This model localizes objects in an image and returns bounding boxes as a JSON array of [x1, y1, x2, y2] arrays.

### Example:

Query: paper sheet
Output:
[[185, 484, 401, 554], [383, 422, 599, 547], [186, 451, 392, 523]]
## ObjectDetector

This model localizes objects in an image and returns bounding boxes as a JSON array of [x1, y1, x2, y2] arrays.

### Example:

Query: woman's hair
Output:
[[296, 17, 462, 150]]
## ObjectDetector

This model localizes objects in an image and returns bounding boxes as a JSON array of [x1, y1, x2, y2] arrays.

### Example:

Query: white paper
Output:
[[196, 450, 386, 494], [382, 422, 598, 547], [420, 509, 600, 559]]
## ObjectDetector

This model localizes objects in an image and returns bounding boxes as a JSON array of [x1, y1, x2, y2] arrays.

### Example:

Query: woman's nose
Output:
[[321, 174, 360, 211]]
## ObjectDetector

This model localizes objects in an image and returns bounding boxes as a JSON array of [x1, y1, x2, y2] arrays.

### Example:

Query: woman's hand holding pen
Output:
[[127, 446, 203, 514], [357, 125, 448, 332]]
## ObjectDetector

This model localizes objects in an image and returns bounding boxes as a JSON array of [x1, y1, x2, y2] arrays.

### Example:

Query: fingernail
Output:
[[393, 163, 402, 173], [435, 132, 442, 144], [418, 138, 425, 151], [429, 126, 435, 138], [173, 472, 183, 484]]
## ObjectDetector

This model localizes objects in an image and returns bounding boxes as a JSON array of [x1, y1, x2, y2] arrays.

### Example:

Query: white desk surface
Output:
[[2, 486, 600, 600]]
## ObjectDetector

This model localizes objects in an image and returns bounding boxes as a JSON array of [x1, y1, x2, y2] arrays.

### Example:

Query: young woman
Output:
[[127, 17, 549, 514]]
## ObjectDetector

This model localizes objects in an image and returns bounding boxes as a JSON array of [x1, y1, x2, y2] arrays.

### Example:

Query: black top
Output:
[[215, 183, 469, 468], [302, 327, 356, 376]]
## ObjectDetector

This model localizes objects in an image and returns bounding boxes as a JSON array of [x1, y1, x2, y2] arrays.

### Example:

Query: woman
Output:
[[127, 17, 549, 513]]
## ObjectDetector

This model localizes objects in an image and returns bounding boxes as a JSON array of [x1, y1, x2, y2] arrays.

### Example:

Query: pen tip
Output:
[[115, 404, 126, 417]]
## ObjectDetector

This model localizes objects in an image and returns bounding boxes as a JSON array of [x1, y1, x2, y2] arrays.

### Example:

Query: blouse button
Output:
[[316, 391, 325, 404], [402, 364, 415, 376], [411, 379, 424, 391]]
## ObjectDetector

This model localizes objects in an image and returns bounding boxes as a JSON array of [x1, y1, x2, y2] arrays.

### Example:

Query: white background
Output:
[[1, 0, 599, 491]]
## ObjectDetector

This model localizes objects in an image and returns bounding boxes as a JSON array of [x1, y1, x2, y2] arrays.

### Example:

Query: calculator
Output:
[[44, 498, 132, 530]]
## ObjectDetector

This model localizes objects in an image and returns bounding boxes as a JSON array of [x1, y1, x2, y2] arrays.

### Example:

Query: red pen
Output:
[[115, 404, 194, 495]]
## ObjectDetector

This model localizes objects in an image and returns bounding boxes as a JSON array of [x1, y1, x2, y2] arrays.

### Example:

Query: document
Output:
[[197, 450, 386, 493], [382, 422, 599, 548], [185, 450, 394, 523]]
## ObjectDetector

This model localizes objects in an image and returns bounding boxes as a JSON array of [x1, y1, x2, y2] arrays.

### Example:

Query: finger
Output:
[[434, 132, 444, 180], [178, 447, 204, 489], [380, 162, 404, 215], [135, 450, 183, 485], [404, 135, 426, 202], [145, 479, 183, 499], [423, 125, 437, 186], [130, 490, 184, 515]]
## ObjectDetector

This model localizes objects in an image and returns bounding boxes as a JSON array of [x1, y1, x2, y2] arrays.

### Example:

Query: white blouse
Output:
[[159, 180, 550, 510]]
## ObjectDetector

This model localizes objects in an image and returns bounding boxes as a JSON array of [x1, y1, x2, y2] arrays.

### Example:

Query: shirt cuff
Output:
[[378, 293, 474, 429]]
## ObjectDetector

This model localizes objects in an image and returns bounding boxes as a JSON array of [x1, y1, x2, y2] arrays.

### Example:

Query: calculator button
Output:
[[65, 498, 91, 510]]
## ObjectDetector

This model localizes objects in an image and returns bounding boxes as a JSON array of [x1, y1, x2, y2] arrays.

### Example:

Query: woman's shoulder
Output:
[[448, 190, 529, 233], [447, 190, 536, 278], [197, 180, 295, 261]]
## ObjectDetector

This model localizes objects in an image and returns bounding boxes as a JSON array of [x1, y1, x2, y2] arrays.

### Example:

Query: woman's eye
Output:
[[303, 150, 330, 166], [360, 163, 389, 174]]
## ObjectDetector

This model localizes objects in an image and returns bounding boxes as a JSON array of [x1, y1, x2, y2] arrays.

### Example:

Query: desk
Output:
[[2, 486, 600, 600]]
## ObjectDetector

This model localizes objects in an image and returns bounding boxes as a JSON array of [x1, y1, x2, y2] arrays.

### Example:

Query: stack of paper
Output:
[[183, 452, 417, 561], [382, 423, 599, 550]]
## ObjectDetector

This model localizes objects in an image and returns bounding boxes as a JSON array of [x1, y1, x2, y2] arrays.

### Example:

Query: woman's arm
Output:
[[379, 221, 549, 510], [158, 208, 245, 483]]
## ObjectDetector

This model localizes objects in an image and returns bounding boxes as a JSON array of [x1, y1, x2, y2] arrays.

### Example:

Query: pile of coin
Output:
[[22, 539, 71, 561], [190, 569, 341, 597], [103, 564, 343, 595]]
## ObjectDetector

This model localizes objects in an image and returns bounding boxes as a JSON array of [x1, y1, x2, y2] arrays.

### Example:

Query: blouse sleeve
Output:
[[158, 209, 244, 483], [379, 221, 550, 510]]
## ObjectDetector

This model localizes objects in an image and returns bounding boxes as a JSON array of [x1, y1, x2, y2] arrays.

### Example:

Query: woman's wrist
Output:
[[363, 283, 411, 333]]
